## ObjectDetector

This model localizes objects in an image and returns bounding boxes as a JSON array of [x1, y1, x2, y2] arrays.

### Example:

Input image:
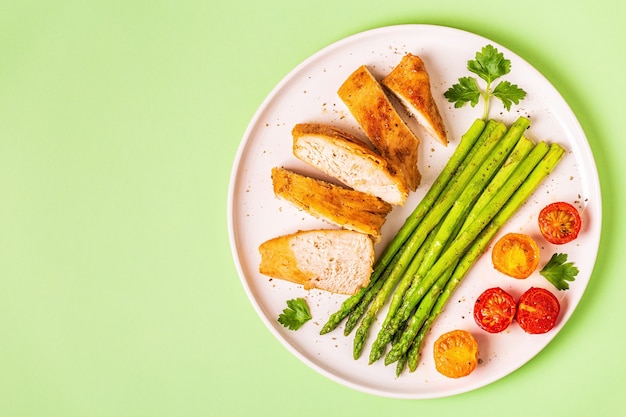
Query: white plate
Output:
[[227, 24, 602, 399]]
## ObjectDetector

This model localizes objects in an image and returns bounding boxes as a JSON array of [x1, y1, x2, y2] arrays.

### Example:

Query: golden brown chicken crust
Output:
[[292, 123, 367, 148], [338, 65, 421, 190], [382, 53, 448, 146], [259, 233, 312, 287], [272, 167, 392, 241]]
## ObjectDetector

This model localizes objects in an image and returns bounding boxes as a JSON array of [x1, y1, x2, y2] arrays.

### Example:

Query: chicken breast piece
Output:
[[258, 229, 374, 295], [272, 167, 392, 241], [292, 123, 408, 206], [382, 53, 448, 146], [338, 65, 421, 190]]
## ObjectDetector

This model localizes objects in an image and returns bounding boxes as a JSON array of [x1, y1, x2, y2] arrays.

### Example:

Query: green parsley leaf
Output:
[[443, 76, 481, 108], [492, 81, 527, 111], [540, 253, 579, 291], [444, 44, 527, 120], [277, 298, 312, 330], [467, 44, 511, 83]]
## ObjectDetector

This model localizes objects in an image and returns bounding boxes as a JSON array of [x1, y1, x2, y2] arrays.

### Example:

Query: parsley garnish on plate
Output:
[[540, 253, 579, 290], [278, 298, 312, 330], [444, 44, 527, 120]]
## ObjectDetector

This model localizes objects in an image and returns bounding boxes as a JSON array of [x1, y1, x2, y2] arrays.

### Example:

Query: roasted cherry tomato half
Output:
[[491, 233, 540, 279], [516, 287, 560, 334], [473, 287, 517, 333], [433, 329, 479, 378], [538, 201, 582, 244]]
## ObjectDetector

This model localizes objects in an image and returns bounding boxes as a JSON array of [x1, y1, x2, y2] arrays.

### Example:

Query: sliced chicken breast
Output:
[[382, 53, 448, 146], [292, 123, 408, 206], [272, 167, 392, 241], [258, 229, 374, 295]]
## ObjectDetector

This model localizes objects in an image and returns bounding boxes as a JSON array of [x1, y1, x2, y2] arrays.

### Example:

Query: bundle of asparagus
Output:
[[319, 116, 565, 376]]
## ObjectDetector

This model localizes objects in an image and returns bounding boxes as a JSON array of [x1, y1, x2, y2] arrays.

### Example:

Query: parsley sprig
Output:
[[444, 44, 527, 120], [278, 298, 312, 330], [540, 253, 579, 291]]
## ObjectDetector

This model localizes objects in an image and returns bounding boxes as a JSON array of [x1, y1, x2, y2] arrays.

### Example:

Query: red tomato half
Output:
[[473, 287, 517, 333], [538, 202, 582, 245], [516, 287, 560, 334]]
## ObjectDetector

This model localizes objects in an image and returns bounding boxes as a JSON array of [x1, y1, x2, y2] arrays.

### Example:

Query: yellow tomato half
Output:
[[433, 329, 479, 379], [491, 233, 540, 279]]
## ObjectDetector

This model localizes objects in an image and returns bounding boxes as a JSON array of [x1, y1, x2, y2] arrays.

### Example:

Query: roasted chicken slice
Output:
[[338, 65, 421, 190], [272, 167, 392, 241], [292, 123, 408, 206], [258, 229, 374, 295], [382, 53, 448, 146]]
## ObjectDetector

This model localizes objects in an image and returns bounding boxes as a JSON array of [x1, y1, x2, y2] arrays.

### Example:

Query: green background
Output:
[[0, 0, 622, 416]]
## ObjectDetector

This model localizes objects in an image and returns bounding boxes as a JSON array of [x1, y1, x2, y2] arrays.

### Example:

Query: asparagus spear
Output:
[[395, 351, 409, 377], [393, 314, 415, 376]]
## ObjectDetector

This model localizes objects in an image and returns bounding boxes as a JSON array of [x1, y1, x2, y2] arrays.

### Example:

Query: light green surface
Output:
[[0, 0, 622, 416]]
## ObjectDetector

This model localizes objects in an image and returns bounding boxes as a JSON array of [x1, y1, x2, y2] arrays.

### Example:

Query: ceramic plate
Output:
[[227, 24, 601, 399]]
